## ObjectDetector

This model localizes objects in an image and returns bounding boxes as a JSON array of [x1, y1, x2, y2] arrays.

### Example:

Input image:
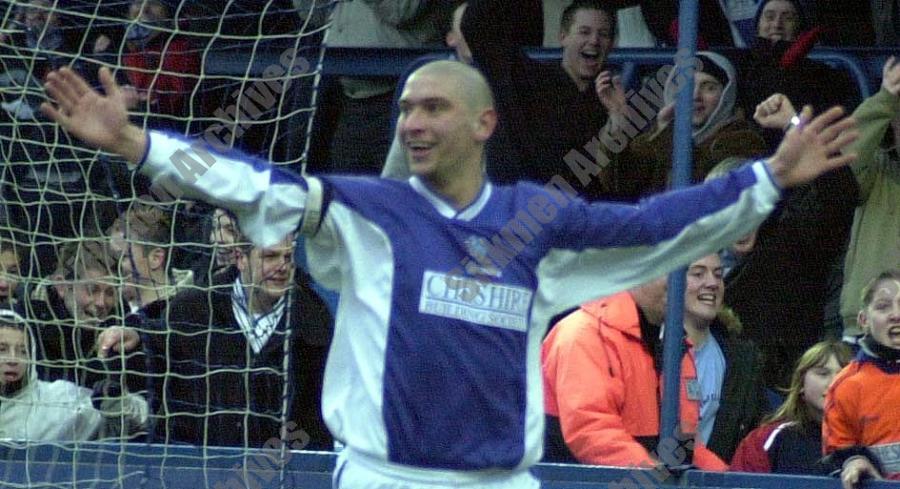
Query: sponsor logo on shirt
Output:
[[418, 270, 533, 332]]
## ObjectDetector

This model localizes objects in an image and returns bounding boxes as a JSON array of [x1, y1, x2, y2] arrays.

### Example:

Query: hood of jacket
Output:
[[580, 292, 644, 340], [0, 309, 38, 400]]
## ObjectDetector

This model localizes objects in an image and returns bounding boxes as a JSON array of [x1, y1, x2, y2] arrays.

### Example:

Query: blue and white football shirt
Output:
[[138, 131, 781, 473]]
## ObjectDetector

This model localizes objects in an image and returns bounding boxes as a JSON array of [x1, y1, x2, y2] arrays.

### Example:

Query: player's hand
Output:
[[754, 93, 797, 130], [767, 105, 858, 189], [882, 56, 900, 97], [841, 456, 882, 489], [97, 326, 141, 358], [41, 67, 147, 164], [596, 71, 627, 116]]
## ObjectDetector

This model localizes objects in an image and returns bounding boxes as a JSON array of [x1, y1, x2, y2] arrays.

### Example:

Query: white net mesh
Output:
[[0, 0, 335, 486]]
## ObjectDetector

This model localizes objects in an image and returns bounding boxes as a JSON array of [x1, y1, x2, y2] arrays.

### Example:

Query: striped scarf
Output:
[[231, 278, 286, 354]]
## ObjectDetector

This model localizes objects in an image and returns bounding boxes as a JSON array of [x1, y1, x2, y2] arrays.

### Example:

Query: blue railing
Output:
[[1, 443, 898, 489], [306, 46, 874, 103]]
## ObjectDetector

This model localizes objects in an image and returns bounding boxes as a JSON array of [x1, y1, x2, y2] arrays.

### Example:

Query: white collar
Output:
[[408, 176, 493, 221]]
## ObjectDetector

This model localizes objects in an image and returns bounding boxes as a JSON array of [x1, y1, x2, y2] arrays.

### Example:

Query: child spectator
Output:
[[823, 269, 900, 487], [0, 308, 147, 441], [730, 340, 852, 474], [97, 232, 333, 449]]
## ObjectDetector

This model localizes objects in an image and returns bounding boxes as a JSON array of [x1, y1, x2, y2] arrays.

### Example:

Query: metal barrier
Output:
[[2, 444, 898, 489], [312, 46, 873, 102]]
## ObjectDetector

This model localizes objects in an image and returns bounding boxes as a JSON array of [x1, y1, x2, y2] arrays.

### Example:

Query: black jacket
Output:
[[144, 267, 333, 449], [733, 38, 859, 149], [641, 313, 767, 464], [706, 317, 768, 464], [462, 0, 608, 198], [725, 167, 857, 389]]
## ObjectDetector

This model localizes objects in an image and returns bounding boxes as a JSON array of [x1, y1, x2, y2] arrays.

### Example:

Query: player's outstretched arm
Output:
[[766, 105, 858, 188], [41, 66, 148, 164]]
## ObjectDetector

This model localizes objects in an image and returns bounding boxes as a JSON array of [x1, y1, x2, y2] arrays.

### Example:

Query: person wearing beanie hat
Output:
[[602, 51, 767, 202], [753, 0, 807, 44], [0, 307, 149, 441], [733, 0, 858, 147]]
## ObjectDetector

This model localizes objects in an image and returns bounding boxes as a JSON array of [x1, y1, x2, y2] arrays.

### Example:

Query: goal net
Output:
[[0, 0, 334, 487]]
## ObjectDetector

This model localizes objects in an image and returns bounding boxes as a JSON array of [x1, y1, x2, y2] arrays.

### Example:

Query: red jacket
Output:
[[123, 35, 199, 117], [541, 292, 726, 470]]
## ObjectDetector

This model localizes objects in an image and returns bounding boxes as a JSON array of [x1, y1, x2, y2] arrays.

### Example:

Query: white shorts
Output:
[[332, 448, 541, 489]]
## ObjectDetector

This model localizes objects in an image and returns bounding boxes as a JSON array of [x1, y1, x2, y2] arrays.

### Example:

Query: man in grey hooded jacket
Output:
[[603, 51, 768, 202]]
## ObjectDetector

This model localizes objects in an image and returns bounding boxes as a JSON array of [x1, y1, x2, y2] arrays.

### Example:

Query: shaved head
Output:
[[409, 61, 495, 114], [397, 59, 497, 196]]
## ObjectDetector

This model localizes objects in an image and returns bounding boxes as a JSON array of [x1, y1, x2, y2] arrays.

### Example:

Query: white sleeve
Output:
[[530, 161, 782, 331], [137, 131, 308, 247]]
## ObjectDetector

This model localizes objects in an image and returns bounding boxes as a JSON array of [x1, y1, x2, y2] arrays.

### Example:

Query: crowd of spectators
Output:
[[0, 1, 898, 488]]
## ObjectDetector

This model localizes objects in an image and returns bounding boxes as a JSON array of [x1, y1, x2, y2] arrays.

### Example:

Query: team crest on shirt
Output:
[[462, 235, 502, 279]]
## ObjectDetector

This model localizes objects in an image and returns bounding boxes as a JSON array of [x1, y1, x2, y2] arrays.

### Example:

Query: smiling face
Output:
[[758, 0, 800, 42], [801, 354, 842, 416], [693, 71, 724, 128], [0, 327, 27, 386], [397, 67, 492, 185], [210, 208, 241, 268], [59, 268, 117, 327], [237, 235, 295, 306], [559, 8, 613, 90], [859, 278, 900, 350], [684, 254, 724, 325]]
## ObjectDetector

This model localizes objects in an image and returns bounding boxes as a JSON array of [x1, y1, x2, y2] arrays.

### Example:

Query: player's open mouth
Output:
[[407, 142, 434, 159]]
